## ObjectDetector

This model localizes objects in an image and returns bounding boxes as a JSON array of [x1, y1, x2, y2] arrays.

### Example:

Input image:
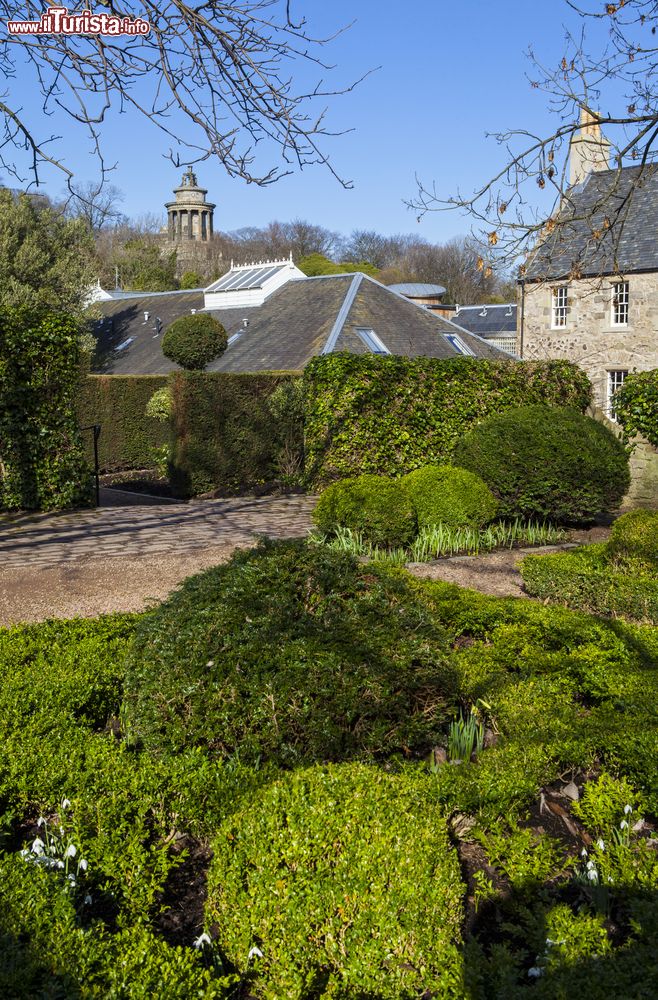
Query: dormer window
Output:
[[551, 286, 569, 328], [611, 281, 629, 326]]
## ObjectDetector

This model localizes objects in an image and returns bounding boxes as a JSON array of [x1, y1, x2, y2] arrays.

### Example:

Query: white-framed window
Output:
[[611, 281, 629, 326], [607, 369, 628, 421], [551, 286, 569, 328], [445, 333, 475, 356]]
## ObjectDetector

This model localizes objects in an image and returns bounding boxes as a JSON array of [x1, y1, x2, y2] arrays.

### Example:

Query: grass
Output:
[[309, 518, 570, 566]]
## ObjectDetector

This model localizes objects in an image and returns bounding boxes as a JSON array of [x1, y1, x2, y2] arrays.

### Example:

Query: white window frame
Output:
[[551, 285, 569, 328], [611, 281, 629, 327], [355, 327, 389, 354], [444, 333, 475, 356], [607, 369, 628, 421]]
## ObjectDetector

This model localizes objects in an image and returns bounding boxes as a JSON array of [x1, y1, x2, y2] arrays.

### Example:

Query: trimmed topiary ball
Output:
[[122, 539, 456, 764], [455, 405, 630, 523], [161, 313, 227, 370], [205, 764, 464, 1000], [608, 509, 658, 571], [401, 464, 498, 529], [312, 473, 417, 547]]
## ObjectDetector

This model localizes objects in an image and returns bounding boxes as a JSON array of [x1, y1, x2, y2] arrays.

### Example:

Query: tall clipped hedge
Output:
[[0, 308, 91, 511], [303, 353, 592, 486], [77, 375, 169, 472], [613, 369, 658, 448], [169, 370, 302, 497]]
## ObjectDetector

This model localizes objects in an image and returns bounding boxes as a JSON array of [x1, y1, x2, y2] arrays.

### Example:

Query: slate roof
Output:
[[453, 304, 517, 336], [524, 164, 658, 281], [91, 274, 510, 375]]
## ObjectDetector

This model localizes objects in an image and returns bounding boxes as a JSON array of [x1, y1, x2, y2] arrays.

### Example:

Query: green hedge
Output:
[[521, 544, 658, 625], [303, 354, 592, 486], [169, 370, 302, 497], [1, 309, 92, 511], [77, 375, 169, 472], [613, 369, 658, 448]]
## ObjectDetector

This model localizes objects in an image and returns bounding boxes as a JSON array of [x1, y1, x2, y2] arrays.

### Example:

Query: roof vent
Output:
[[479, 307, 487, 317]]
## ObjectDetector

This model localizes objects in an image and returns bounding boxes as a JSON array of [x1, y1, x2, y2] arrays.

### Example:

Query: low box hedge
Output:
[[521, 544, 658, 625]]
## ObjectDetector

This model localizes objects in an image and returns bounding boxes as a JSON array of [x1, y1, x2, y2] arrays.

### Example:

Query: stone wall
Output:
[[155, 233, 226, 281], [586, 404, 658, 509], [518, 274, 658, 412]]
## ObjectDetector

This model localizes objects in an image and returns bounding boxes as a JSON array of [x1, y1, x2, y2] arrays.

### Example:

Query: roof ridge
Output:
[[321, 273, 364, 354]]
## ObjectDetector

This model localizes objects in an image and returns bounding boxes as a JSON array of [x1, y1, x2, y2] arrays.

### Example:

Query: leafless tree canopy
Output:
[[66, 182, 126, 231], [0, 1, 366, 190], [411, 0, 658, 271]]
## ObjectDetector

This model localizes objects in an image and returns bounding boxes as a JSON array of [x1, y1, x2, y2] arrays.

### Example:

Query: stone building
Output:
[[517, 112, 658, 504], [161, 168, 223, 279]]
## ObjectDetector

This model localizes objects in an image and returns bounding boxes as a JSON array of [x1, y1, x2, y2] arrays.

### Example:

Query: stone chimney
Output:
[[569, 108, 611, 186]]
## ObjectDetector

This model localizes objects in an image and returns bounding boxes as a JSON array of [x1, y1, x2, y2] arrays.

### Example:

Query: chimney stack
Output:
[[569, 107, 611, 186]]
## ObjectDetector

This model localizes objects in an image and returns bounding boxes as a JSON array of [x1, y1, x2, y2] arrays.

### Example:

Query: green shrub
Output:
[[456, 405, 629, 522], [303, 353, 592, 487], [145, 385, 172, 422], [521, 544, 658, 624], [162, 313, 228, 371], [313, 473, 417, 547], [608, 509, 658, 571], [614, 368, 658, 448], [178, 270, 204, 290], [0, 308, 92, 511], [123, 539, 457, 764], [169, 370, 302, 496], [205, 764, 465, 1000], [401, 464, 498, 528]]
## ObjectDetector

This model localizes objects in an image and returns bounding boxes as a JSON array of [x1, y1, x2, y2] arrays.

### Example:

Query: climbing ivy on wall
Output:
[[0, 308, 92, 511], [614, 369, 658, 449], [302, 353, 592, 487]]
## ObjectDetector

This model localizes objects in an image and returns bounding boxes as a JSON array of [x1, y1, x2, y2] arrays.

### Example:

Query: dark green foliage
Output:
[[169, 370, 303, 496], [521, 544, 658, 625], [0, 308, 92, 511], [456, 405, 630, 522], [116, 239, 178, 293], [206, 764, 465, 1000], [614, 368, 658, 448], [608, 508, 658, 571], [402, 464, 498, 528], [303, 353, 591, 487], [162, 313, 228, 371], [122, 539, 457, 764], [77, 374, 169, 471], [313, 473, 417, 546]]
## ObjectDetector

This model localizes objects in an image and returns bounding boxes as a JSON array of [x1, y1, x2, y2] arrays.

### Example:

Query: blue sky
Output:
[[5, 1, 611, 242]]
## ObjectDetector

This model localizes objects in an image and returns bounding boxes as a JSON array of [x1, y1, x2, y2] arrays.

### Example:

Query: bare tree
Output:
[[0, 2, 369, 190], [411, 1, 658, 273], [221, 219, 340, 262], [66, 181, 126, 231]]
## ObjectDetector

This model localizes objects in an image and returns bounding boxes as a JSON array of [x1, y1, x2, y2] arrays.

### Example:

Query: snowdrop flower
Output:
[[31, 838, 45, 855], [620, 820, 629, 830], [248, 946, 264, 960], [79, 858, 88, 872], [587, 869, 599, 883], [586, 859, 596, 870], [84, 894, 92, 906], [206, 660, 214, 668], [527, 967, 543, 978], [37, 817, 45, 828], [193, 933, 211, 949], [596, 839, 605, 851], [65, 844, 77, 859], [581, 848, 588, 858], [624, 804, 633, 815], [61, 799, 71, 811], [57, 861, 65, 870]]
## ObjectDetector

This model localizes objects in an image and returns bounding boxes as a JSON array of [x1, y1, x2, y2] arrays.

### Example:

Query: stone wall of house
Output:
[[518, 274, 658, 413], [586, 405, 658, 509]]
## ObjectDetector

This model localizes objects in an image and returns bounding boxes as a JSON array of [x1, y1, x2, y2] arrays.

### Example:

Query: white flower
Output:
[[248, 946, 264, 960], [596, 839, 605, 851], [527, 967, 543, 978], [31, 838, 45, 855], [37, 817, 46, 828], [586, 859, 596, 870], [581, 848, 588, 857], [193, 933, 211, 949], [84, 894, 92, 906], [64, 844, 77, 858], [620, 820, 629, 830], [206, 660, 214, 668], [79, 858, 88, 872], [587, 869, 599, 883], [624, 804, 633, 815], [57, 860, 65, 869], [61, 799, 71, 810]]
